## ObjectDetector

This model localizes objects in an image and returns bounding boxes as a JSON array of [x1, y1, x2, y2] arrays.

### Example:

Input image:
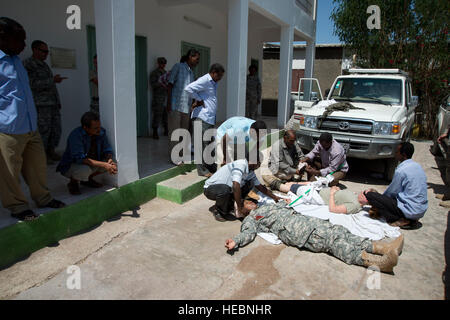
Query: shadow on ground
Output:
[[445, 211, 450, 300], [343, 158, 390, 187]]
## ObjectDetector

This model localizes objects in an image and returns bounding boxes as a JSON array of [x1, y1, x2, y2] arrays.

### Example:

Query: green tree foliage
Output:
[[331, 0, 449, 138]]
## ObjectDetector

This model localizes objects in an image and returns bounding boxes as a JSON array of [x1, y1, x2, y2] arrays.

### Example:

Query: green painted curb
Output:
[[181, 178, 207, 203], [156, 176, 207, 204]]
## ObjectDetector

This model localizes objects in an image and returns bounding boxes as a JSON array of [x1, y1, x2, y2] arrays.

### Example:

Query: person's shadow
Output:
[[428, 182, 448, 196]]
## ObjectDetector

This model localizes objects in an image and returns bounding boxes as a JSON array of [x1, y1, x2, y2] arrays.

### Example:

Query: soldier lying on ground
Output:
[[225, 201, 404, 273]]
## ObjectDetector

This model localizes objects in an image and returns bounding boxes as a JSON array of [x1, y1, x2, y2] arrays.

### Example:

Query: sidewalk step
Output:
[[156, 169, 207, 204]]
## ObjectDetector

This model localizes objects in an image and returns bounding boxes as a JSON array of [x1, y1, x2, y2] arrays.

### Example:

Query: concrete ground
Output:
[[0, 140, 448, 300]]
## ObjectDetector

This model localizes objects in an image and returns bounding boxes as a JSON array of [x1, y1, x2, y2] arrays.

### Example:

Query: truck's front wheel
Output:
[[384, 158, 398, 181]]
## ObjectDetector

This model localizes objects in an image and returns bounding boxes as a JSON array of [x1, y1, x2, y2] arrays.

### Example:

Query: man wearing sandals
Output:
[[57, 112, 117, 195], [364, 142, 428, 229], [0, 17, 65, 221]]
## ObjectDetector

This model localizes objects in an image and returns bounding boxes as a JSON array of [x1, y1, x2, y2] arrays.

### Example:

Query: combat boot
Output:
[[361, 250, 398, 273], [47, 148, 61, 161], [372, 234, 404, 256], [153, 128, 159, 140]]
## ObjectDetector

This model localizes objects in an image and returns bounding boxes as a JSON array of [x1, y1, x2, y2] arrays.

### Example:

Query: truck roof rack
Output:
[[348, 68, 409, 76]]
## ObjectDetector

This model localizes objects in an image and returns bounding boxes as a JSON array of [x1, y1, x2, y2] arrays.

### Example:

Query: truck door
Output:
[[405, 80, 415, 132]]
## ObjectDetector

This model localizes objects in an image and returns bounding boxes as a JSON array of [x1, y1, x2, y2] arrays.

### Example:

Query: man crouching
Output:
[[225, 202, 404, 273], [57, 112, 117, 194]]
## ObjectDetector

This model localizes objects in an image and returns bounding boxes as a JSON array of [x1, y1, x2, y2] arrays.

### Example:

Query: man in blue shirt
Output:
[[0, 17, 65, 221], [185, 63, 225, 177], [365, 142, 428, 229], [167, 49, 199, 164], [57, 112, 117, 195], [216, 117, 267, 167]]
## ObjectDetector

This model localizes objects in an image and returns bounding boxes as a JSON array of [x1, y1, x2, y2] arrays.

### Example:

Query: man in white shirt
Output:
[[203, 154, 281, 221], [185, 63, 225, 177]]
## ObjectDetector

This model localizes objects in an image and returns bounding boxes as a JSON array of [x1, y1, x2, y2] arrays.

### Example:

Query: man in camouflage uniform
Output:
[[24, 40, 67, 163], [225, 201, 404, 273], [245, 65, 261, 120], [89, 54, 99, 113], [149, 57, 168, 139]]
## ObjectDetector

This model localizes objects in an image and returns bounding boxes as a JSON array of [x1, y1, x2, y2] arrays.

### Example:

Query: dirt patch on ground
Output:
[[229, 245, 285, 299]]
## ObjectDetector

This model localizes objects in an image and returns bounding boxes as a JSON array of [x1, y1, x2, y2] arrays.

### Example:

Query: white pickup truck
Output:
[[291, 69, 418, 180]]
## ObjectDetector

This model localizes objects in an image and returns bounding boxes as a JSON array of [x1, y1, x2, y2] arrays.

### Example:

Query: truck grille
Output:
[[312, 138, 369, 152], [319, 117, 373, 134]]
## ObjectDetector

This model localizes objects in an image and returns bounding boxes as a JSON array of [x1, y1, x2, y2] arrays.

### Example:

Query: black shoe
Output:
[[153, 128, 159, 140], [11, 210, 39, 221], [222, 213, 237, 221], [48, 150, 61, 161], [209, 206, 227, 222], [67, 182, 81, 195], [41, 199, 66, 209], [80, 179, 103, 188], [213, 211, 227, 222]]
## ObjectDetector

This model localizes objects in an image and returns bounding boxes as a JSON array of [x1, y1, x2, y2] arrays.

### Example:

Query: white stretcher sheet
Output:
[[255, 190, 401, 243]]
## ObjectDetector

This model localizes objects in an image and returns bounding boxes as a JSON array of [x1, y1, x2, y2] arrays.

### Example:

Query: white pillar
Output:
[[226, 0, 248, 118], [94, 0, 139, 187], [304, 40, 316, 101], [277, 25, 294, 128], [304, 40, 316, 78]]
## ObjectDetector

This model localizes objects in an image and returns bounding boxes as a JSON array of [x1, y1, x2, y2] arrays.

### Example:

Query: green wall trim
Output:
[[0, 130, 283, 269]]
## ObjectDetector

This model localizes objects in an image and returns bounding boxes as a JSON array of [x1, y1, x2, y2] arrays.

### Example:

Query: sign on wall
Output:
[[50, 47, 77, 69]]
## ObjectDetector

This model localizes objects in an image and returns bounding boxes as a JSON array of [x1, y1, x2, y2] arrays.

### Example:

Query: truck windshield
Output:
[[330, 78, 402, 105]]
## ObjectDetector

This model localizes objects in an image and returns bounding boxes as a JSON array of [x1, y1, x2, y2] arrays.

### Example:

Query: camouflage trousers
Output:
[[303, 222, 373, 266], [152, 97, 168, 129], [90, 97, 99, 113], [262, 172, 302, 191], [246, 98, 258, 120], [36, 105, 61, 151]]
